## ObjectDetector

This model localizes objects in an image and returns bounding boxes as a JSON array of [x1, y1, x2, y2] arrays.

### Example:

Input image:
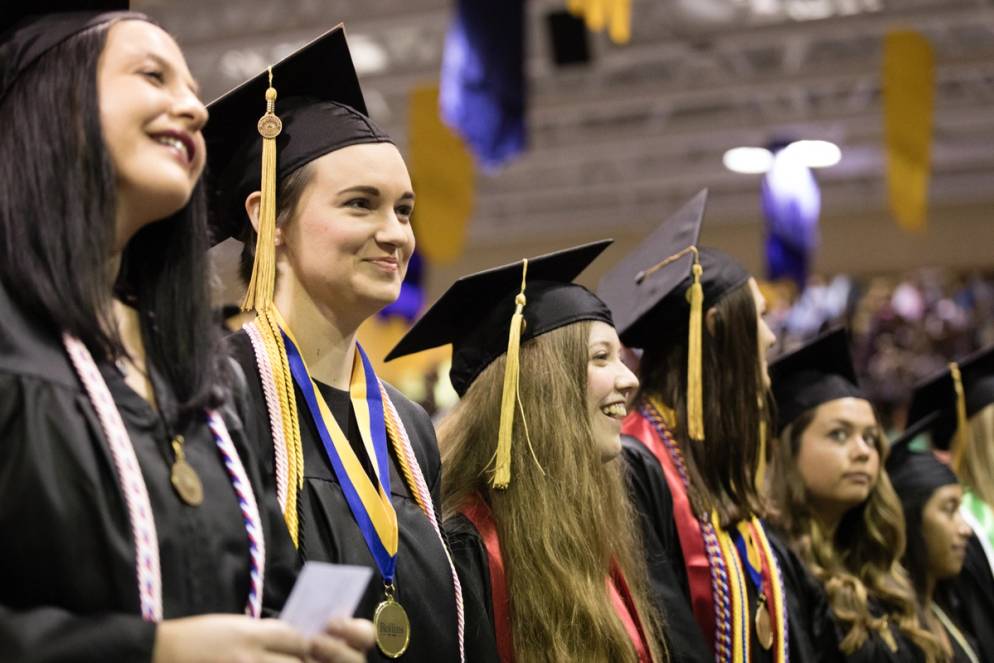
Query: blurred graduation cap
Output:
[[769, 327, 863, 434], [204, 24, 391, 311], [886, 420, 959, 516], [386, 240, 614, 488], [596, 188, 750, 441], [901, 343, 994, 472], [1, 1, 133, 101]]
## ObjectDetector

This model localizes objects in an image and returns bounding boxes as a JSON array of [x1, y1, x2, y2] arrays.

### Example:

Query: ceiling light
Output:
[[782, 139, 842, 168], [723, 146, 774, 174]]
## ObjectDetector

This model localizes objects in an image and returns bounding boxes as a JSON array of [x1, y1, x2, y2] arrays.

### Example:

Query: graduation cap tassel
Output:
[[949, 362, 970, 473], [493, 259, 529, 489], [686, 251, 705, 442], [756, 395, 768, 490], [242, 67, 283, 312]]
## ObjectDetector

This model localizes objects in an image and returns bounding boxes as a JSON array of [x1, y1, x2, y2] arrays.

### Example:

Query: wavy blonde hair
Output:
[[769, 408, 944, 662], [439, 322, 666, 663]]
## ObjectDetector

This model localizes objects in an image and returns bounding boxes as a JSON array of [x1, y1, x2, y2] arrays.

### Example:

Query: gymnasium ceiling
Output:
[[136, 0, 994, 248]]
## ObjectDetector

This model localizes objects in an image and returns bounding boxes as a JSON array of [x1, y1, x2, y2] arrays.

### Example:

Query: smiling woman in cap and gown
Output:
[[386, 241, 666, 662], [766, 328, 944, 662], [597, 190, 816, 663], [204, 25, 476, 663], [895, 351, 994, 663], [0, 4, 371, 662]]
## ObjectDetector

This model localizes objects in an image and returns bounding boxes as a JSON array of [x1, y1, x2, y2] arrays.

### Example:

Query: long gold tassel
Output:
[[949, 362, 970, 473], [686, 252, 705, 442], [242, 67, 282, 312], [492, 260, 529, 489], [756, 395, 768, 491], [241, 69, 304, 546]]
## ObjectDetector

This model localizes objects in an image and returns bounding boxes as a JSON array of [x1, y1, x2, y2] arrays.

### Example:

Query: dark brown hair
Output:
[[637, 281, 769, 525]]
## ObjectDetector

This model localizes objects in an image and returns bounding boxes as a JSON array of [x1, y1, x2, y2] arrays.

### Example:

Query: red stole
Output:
[[622, 409, 716, 652], [461, 495, 652, 663]]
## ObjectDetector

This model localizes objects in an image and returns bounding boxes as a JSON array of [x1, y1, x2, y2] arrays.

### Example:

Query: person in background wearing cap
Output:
[[767, 328, 944, 662], [386, 241, 666, 663], [598, 190, 806, 663], [0, 5, 372, 662], [900, 353, 994, 663], [206, 26, 474, 663], [886, 441, 980, 663]]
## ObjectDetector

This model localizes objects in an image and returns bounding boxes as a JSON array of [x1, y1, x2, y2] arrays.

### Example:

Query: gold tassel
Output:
[[633, 245, 705, 441], [238, 68, 305, 546], [756, 395, 767, 491], [492, 259, 529, 489], [686, 251, 705, 442], [949, 362, 970, 473], [242, 67, 283, 312]]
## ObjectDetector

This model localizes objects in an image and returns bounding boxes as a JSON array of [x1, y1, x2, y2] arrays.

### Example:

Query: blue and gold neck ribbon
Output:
[[282, 328, 399, 585]]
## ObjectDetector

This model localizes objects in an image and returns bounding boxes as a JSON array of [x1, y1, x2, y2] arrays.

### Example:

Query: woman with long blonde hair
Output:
[[768, 328, 944, 662], [386, 242, 666, 663]]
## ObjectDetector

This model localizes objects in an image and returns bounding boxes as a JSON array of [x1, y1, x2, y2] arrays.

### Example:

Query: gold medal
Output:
[[169, 436, 203, 507], [755, 594, 774, 650], [374, 588, 410, 659]]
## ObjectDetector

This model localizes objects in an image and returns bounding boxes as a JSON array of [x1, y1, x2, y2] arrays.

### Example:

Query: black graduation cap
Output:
[[595, 189, 750, 349], [769, 327, 864, 434], [885, 431, 959, 518], [0, 1, 133, 102], [904, 344, 994, 454], [596, 188, 750, 442], [386, 240, 614, 397], [205, 24, 390, 245], [387, 240, 614, 489]]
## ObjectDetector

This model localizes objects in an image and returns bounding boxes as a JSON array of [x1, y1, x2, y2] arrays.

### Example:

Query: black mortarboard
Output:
[[769, 327, 864, 434], [596, 189, 750, 349], [0, 1, 135, 102], [386, 240, 614, 489], [903, 344, 994, 469], [387, 240, 614, 395], [596, 188, 750, 442], [205, 24, 391, 246], [886, 432, 959, 520]]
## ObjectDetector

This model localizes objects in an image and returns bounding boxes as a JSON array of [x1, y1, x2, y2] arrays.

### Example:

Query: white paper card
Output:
[[280, 562, 373, 636]]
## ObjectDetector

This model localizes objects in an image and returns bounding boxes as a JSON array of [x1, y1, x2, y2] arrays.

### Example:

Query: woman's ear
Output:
[[705, 306, 719, 336], [244, 191, 283, 246], [244, 191, 262, 233]]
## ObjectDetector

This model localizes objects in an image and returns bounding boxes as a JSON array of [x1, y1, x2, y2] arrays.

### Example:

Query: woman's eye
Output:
[[828, 429, 848, 442], [395, 205, 413, 219], [345, 198, 372, 210], [142, 70, 165, 83]]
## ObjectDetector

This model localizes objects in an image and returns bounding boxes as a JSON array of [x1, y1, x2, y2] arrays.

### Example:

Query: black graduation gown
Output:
[[443, 514, 501, 662], [621, 435, 817, 663], [0, 284, 297, 662], [230, 331, 476, 663], [765, 525, 925, 663]]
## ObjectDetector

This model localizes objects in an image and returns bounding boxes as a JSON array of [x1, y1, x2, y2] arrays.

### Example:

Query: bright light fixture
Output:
[[722, 147, 774, 174], [723, 140, 842, 174], [782, 140, 842, 168]]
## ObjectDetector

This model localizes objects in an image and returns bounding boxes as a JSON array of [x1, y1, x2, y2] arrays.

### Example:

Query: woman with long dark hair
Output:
[[387, 242, 666, 663], [886, 441, 979, 663], [899, 354, 994, 662], [597, 191, 807, 663], [0, 6, 370, 661], [767, 328, 943, 662], [205, 26, 475, 663]]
